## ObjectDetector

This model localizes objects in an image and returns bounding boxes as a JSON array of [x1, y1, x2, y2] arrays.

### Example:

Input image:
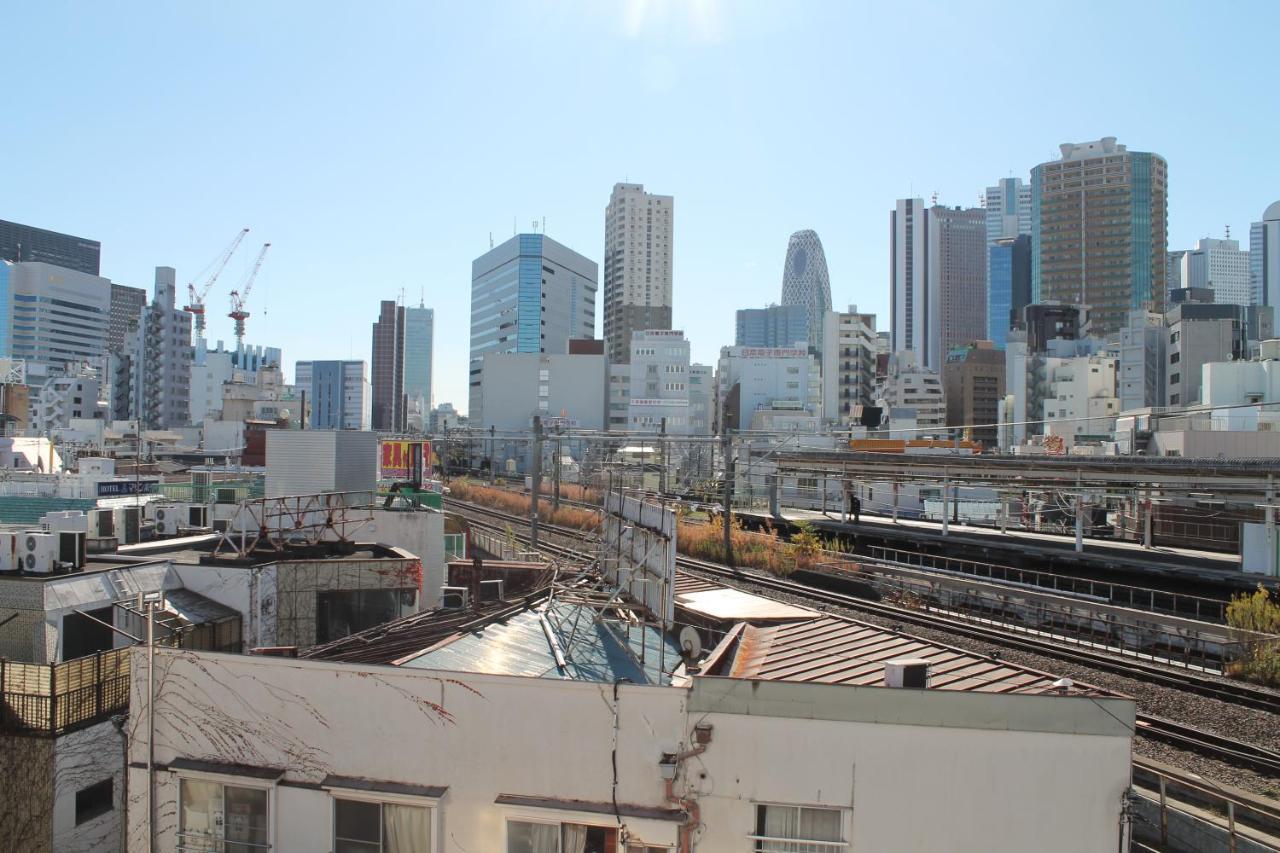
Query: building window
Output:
[[334, 797, 432, 853], [316, 589, 417, 644], [179, 778, 270, 851], [750, 804, 845, 851], [507, 820, 633, 852], [75, 778, 113, 826]]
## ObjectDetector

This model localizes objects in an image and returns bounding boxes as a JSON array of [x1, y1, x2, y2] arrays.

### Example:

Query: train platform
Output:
[[736, 507, 1272, 591]]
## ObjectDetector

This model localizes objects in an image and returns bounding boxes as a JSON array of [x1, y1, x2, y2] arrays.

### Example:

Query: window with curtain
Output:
[[333, 797, 432, 853], [506, 820, 620, 853], [178, 779, 270, 852], [750, 804, 846, 852]]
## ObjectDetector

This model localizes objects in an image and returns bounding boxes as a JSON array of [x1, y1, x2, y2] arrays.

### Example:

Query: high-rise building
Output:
[[371, 300, 405, 432], [779, 230, 832, 357], [0, 219, 101, 275], [1250, 202, 1280, 308], [109, 283, 147, 354], [132, 267, 193, 429], [715, 345, 813, 432], [890, 198, 929, 363], [1165, 303, 1273, 407], [0, 261, 110, 373], [821, 306, 878, 424], [297, 360, 370, 430], [942, 341, 1005, 446], [735, 304, 809, 349], [985, 177, 1032, 287], [1168, 238, 1251, 307], [988, 235, 1032, 348], [469, 233, 598, 422], [890, 200, 986, 371], [1117, 310, 1166, 413], [1031, 137, 1169, 335], [403, 304, 434, 415], [603, 183, 673, 365], [931, 206, 988, 358]]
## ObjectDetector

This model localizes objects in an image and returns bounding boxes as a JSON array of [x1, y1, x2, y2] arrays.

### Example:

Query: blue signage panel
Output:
[[97, 480, 160, 497]]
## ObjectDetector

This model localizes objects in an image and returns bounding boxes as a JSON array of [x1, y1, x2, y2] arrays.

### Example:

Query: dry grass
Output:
[[450, 479, 602, 532]]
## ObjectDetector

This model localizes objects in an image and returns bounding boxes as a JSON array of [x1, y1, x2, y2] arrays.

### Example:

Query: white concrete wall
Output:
[[125, 649, 1134, 853], [365, 508, 446, 609], [53, 719, 127, 853]]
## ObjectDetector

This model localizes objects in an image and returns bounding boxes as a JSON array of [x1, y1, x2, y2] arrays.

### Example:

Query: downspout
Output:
[[662, 725, 712, 852]]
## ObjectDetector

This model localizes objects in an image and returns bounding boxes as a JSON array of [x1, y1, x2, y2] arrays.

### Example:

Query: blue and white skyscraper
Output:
[[403, 303, 434, 414], [779, 230, 832, 357], [468, 233, 597, 420], [735, 304, 809, 348], [987, 235, 1031, 348]]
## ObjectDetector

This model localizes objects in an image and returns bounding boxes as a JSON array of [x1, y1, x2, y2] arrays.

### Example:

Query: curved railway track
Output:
[[447, 497, 1280, 779]]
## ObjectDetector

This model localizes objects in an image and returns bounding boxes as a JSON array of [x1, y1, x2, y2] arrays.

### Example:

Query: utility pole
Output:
[[530, 416, 543, 548], [659, 417, 667, 495], [489, 425, 496, 485], [722, 433, 735, 568], [552, 425, 562, 514]]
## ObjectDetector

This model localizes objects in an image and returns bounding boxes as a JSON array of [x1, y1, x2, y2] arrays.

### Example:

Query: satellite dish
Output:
[[679, 626, 703, 659]]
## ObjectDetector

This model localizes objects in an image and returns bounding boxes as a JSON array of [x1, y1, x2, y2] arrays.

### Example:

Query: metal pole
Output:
[[722, 434, 734, 568], [146, 600, 156, 853], [1268, 475, 1277, 578], [659, 417, 667, 495], [489, 425, 496, 486], [1143, 492, 1152, 549], [941, 469, 950, 536], [530, 416, 542, 548], [552, 427, 561, 514]]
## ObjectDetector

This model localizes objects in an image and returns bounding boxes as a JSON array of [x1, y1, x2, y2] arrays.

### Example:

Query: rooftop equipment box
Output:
[[265, 430, 377, 499]]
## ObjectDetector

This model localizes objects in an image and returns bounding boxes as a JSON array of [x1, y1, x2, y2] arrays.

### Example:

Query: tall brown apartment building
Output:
[[371, 300, 405, 432], [1031, 137, 1168, 335]]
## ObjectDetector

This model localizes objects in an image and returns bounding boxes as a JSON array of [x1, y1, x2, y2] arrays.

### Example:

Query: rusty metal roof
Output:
[[703, 615, 1103, 696]]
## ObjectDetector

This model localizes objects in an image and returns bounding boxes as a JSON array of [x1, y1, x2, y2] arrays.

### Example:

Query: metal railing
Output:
[[863, 544, 1230, 623]]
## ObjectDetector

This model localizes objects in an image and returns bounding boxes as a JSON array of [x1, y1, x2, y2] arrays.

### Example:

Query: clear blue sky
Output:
[[7, 1, 1279, 414]]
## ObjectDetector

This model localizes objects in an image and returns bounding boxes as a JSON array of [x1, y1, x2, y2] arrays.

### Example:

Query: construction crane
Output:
[[184, 227, 250, 339], [227, 242, 271, 350]]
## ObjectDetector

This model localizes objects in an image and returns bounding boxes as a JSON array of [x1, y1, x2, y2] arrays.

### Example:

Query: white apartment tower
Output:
[[603, 183, 674, 364]]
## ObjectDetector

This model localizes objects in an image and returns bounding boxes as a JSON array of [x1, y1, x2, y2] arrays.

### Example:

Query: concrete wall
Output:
[[0, 731, 55, 852], [52, 719, 127, 853], [125, 650, 1134, 853], [365, 509, 445, 609]]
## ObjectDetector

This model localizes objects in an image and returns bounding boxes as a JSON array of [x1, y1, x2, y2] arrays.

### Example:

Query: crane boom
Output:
[[227, 243, 271, 348], [184, 227, 250, 339]]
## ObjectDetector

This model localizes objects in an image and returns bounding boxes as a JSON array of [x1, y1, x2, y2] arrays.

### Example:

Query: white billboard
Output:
[[601, 491, 676, 625]]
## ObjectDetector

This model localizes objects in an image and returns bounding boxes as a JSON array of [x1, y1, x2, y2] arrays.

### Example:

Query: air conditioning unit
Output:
[[40, 510, 89, 534], [884, 658, 931, 689], [440, 586, 469, 610], [153, 503, 184, 537], [91, 508, 115, 539], [22, 533, 59, 574], [120, 507, 142, 545], [187, 505, 209, 529], [58, 531, 86, 569]]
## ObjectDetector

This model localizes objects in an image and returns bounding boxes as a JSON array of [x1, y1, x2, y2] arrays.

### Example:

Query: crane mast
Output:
[[184, 227, 250, 339], [228, 242, 271, 350]]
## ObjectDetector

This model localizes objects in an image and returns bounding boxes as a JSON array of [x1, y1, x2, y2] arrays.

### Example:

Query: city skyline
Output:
[[6, 2, 1279, 413]]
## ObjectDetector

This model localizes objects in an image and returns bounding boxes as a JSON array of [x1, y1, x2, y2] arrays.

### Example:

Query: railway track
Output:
[[449, 497, 1280, 715]]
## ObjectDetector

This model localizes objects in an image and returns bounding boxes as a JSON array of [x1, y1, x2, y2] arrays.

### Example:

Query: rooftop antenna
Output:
[[489, 231, 494, 249], [513, 216, 517, 237], [1225, 224, 1231, 239], [931, 190, 939, 206], [542, 216, 546, 235], [532, 220, 539, 234], [419, 286, 425, 308]]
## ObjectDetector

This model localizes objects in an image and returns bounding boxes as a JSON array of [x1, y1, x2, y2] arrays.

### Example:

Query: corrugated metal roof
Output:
[[676, 588, 816, 623], [400, 600, 680, 686], [707, 616, 1092, 695]]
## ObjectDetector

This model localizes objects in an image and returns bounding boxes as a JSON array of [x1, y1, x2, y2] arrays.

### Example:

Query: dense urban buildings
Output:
[[890, 198, 930, 366], [735, 303, 809, 348], [779, 229, 832, 357], [468, 233, 597, 422], [0, 218, 101, 275], [133, 267, 193, 429], [875, 351, 947, 437], [1251, 201, 1280, 308], [1165, 302, 1271, 407], [984, 177, 1032, 309], [603, 182, 673, 364], [1031, 137, 1169, 335], [371, 299, 406, 432], [627, 329, 692, 432], [987, 234, 1032, 348], [107, 282, 147, 354], [295, 360, 370, 430], [716, 344, 813, 432]]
